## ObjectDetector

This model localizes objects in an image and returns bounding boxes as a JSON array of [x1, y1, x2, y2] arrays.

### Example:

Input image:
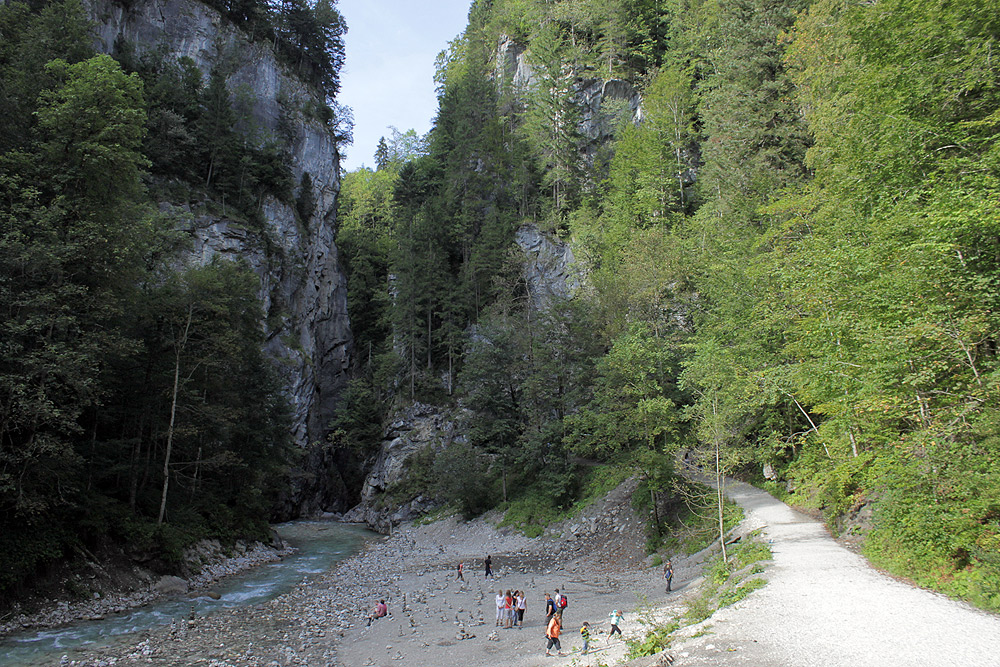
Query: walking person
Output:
[[544, 593, 557, 622], [555, 588, 568, 619], [664, 560, 674, 593], [484, 554, 493, 579], [457, 561, 464, 581], [545, 612, 564, 656], [580, 621, 591, 655], [608, 609, 623, 640]]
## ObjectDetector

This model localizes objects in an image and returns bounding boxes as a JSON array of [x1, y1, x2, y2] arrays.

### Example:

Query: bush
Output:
[[626, 621, 678, 659], [498, 493, 563, 537], [433, 443, 497, 518]]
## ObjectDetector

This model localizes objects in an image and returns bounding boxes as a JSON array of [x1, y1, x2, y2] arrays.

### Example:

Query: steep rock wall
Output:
[[515, 224, 579, 309], [342, 403, 465, 533], [86, 0, 354, 512], [494, 33, 642, 166]]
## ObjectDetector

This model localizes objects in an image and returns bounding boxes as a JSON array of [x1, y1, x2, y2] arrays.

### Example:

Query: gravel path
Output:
[[670, 479, 1000, 666]]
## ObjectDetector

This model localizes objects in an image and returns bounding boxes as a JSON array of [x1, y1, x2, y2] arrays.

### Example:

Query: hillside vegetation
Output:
[[0, 0, 346, 601], [336, 0, 1000, 611]]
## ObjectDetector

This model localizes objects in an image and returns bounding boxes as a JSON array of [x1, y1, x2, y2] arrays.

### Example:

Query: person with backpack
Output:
[[544, 592, 557, 622], [555, 588, 568, 618]]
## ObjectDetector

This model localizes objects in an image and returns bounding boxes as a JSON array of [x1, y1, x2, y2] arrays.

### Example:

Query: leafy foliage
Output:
[[0, 0, 326, 598], [349, 0, 1000, 614]]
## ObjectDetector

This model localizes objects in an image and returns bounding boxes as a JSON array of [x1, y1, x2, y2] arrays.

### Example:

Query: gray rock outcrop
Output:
[[343, 403, 465, 532], [153, 575, 188, 595], [492, 33, 642, 168], [515, 224, 579, 309]]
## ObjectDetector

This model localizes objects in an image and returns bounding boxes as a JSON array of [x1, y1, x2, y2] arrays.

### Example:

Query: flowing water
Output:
[[0, 521, 374, 666]]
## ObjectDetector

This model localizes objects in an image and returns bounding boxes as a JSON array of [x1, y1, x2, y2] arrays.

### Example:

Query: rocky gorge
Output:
[[86, 0, 355, 516]]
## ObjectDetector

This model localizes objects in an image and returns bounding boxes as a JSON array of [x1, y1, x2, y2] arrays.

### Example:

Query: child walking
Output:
[[580, 621, 591, 655]]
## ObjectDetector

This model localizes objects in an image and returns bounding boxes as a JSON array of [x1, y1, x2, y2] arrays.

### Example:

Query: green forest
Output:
[[0, 0, 346, 599], [1, 0, 997, 615], [336, 0, 1000, 611]]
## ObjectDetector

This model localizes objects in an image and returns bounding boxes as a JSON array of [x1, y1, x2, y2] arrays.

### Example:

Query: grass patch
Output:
[[498, 463, 632, 537], [497, 493, 562, 537], [625, 621, 679, 659], [685, 535, 773, 623], [412, 506, 455, 526], [719, 577, 766, 606]]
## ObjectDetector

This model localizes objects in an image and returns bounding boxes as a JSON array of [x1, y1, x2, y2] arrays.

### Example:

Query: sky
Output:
[[336, 0, 473, 172]]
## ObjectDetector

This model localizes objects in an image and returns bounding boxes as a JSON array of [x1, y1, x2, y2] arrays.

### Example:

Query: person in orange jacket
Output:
[[545, 611, 565, 656]]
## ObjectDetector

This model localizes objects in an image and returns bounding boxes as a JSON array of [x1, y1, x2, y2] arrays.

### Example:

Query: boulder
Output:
[[154, 575, 189, 595]]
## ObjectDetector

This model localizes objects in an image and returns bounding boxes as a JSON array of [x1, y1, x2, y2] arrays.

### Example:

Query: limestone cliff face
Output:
[[494, 33, 642, 167], [515, 224, 579, 309], [342, 403, 464, 533], [87, 0, 354, 511]]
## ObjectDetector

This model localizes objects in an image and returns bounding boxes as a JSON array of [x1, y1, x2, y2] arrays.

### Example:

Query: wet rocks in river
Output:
[[154, 576, 189, 595]]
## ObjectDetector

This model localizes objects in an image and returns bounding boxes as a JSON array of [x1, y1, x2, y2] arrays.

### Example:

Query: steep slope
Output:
[[87, 0, 355, 512]]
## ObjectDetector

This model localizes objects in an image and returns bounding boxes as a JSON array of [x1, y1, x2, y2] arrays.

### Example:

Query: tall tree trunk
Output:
[[716, 440, 727, 564], [158, 305, 192, 525], [711, 392, 728, 563], [190, 445, 202, 502]]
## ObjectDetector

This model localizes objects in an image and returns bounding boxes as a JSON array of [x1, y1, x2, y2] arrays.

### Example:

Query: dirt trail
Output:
[[669, 479, 1000, 666]]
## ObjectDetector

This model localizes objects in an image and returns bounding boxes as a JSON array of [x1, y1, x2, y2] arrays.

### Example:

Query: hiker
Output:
[[608, 609, 623, 639], [664, 560, 674, 592], [545, 611, 564, 656], [367, 599, 388, 626], [484, 554, 493, 579], [457, 561, 464, 581], [555, 588, 568, 618], [581, 621, 592, 654], [544, 592, 557, 621]]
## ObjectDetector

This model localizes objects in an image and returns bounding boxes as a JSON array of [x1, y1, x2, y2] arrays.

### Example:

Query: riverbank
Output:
[[40, 476, 697, 666], [37, 472, 1000, 667], [330, 477, 682, 667], [0, 539, 292, 640]]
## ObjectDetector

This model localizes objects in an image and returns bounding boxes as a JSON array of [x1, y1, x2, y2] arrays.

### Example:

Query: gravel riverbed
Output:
[[14, 477, 1000, 667]]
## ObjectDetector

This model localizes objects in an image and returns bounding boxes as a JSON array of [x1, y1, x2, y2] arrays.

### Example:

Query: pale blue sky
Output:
[[337, 0, 473, 172]]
